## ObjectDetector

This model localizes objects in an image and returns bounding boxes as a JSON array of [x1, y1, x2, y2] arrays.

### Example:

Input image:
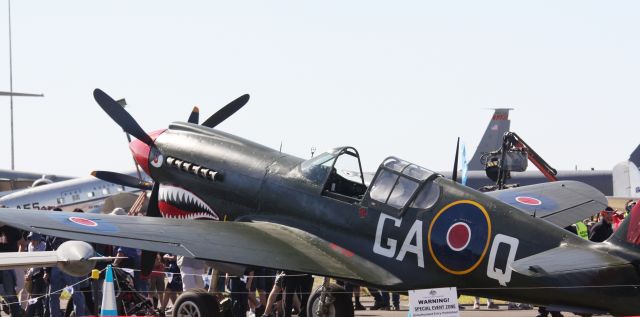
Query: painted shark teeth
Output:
[[158, 185, 219, 220]]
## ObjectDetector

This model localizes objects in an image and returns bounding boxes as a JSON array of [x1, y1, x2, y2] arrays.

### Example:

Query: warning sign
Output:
[[408, 287, 459, 317]]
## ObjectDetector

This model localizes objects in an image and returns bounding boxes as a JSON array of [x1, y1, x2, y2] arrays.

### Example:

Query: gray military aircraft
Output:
[[0, 169, 73, 194], [0, 170, 145, 212], [459, 109, 640, 197], [0, 89, 638, 317]]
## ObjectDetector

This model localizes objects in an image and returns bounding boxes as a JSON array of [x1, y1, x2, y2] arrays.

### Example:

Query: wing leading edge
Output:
[[0, 209, 400, 286]]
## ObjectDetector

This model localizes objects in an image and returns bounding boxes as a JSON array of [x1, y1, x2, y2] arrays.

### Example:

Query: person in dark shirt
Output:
[[227, 267, 254, 317], [589, 207, 615, 242], [0, 225, 25, 317]]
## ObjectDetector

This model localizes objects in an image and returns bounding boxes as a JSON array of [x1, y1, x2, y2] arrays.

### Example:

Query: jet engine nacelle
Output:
[[31, 177, 53, 187]]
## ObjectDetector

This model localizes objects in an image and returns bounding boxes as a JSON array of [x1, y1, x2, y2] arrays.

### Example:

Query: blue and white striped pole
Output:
[[100, 265, 117, 316]]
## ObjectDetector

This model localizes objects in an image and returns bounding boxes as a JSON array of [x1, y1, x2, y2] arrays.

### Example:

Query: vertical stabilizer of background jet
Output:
[[629, 144, 640, 168], [613, 161, 640, 198], [467, 108, 512, 171]]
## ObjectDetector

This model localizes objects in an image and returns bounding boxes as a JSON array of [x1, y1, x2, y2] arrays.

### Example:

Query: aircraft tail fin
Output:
[[467, 108, 512, 171]]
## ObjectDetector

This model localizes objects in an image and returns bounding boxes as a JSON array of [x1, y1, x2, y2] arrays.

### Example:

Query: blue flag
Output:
[[461, 141, 469, 186]]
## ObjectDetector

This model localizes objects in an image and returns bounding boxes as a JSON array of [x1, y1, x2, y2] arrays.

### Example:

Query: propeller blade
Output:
[[91, 171, 153, 190], [202, 94, 250, 128], [452, 137, 460, 183], [146, 182, 161, 218], [188, 106, 200, 124], [93, 89, 154, 146], [140, 182, 160, 275]]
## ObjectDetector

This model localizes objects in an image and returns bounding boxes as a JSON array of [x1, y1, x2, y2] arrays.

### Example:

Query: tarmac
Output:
[[353, 296, 613, 317]]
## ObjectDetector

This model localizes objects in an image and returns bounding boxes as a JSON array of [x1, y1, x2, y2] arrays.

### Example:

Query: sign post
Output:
[[408, 287, 460, 317]]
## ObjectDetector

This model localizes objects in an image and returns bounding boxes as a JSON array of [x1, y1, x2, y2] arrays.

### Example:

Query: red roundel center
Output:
[[446, 222, 471, 251], [69, 217, 98, 227], [515, 196, 542, 206]]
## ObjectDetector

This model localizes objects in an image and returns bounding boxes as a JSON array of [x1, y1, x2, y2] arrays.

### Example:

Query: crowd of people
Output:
[[0, 206, 321, 317], [0, 207, 199, 317]]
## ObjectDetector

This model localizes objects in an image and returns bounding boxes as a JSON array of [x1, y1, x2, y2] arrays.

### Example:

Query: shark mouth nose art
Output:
[[158, 185, 219, 220]]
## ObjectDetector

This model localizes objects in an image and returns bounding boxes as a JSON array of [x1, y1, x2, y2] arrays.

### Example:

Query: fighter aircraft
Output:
[[0, 89, 638, 317]]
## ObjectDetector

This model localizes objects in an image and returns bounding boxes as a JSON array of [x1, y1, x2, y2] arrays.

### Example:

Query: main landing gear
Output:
[[307, 277, 354, 317], [173, 289, 220, 317]]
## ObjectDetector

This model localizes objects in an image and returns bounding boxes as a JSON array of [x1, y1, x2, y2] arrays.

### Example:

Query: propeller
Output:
[[93, 88, 250, 275], [188, 106, 200, 124], [93, 89, 154, 146], [140, 182, 161, 275], [91, 171, 153, 190], [452, 137, 460, 183], [202, 94, 250, 128]]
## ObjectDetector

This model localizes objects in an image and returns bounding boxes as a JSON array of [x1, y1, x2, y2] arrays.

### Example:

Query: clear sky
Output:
[[0, 1, 638, 177]]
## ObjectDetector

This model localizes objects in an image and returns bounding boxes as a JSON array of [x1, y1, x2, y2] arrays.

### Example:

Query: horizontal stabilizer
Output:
[[510, 244, 630, 277], [486, 181, 608, 227]]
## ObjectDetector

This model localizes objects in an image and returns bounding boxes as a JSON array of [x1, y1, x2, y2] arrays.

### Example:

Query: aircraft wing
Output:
[[0, 251, 59, 270], [0, 209, 400, 286], [510, 244, 631, 276], [485, 181, 608, 227]]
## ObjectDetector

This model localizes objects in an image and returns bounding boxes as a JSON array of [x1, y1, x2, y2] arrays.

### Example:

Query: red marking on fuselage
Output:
[[68, 217, 98, 227], [515, 196, 542, 206], [329, 243, 355, 257], [358, 207, 367, 218]]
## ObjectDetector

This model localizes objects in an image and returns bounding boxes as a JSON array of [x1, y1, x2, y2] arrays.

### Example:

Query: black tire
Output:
[[306, 284, 354, 317], [172, 290, 220, 317]]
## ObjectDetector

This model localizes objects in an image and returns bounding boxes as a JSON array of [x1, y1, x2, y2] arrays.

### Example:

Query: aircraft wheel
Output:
[[172, 289, 220, 317], [306, 284, 354, 317]]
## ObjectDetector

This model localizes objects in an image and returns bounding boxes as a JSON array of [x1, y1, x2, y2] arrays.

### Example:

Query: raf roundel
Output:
[[428, 200, 491, 275], [68, 217, 98, 227], [515, 196, 542, 206]]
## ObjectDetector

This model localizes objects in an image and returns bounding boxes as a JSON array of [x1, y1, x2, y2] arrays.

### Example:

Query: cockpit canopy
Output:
[[299, 150, 441, 213], [300, 147, 367, 201], [365, 157, 441, 214]]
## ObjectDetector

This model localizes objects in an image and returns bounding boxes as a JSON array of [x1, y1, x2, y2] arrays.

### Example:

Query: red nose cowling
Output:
[[129, 129, 167, 175]]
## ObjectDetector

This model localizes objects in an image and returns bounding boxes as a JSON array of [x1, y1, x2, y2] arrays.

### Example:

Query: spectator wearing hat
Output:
[[589, 207, 615, 242], [25, 232, 47, 317]]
